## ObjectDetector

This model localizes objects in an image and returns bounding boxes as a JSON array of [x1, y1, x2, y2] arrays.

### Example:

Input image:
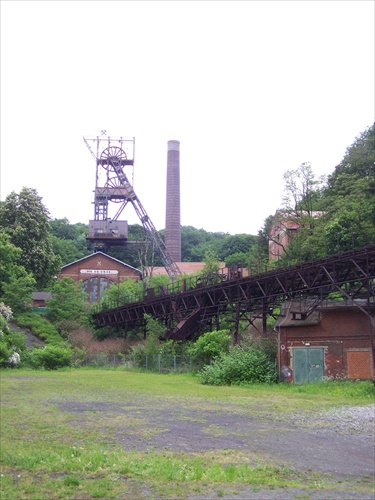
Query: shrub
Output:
[[188, 329, 231, 366], [197, 346, 277, 386], [0, 314, 26, 367], [46, 277, 88, 323], [0, 341, 11, 367], [29, 345, 73, 370]]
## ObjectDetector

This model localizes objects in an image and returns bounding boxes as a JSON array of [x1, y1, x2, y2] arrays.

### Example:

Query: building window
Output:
[[82, 277, 113, 302]]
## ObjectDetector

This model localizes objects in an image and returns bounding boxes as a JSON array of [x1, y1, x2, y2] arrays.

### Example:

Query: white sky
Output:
[[1, 1, 374, 235]]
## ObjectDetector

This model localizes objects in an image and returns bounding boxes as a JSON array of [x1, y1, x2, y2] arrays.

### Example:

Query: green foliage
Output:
[[201, 249, 221, 275], [197, 346, 277, 386], [2, 274, 35, 313], [0, 341, 11, 366], [0, 233, 36, 305], [0, 187, 61, 289], [50, 218, 90, 265], [180, 226, 257, 265], [188, 329, 231, 366], [217, 234, 256, 262], [282, 162, 325, 215], [225, 252, 249, 267], [273, 123, 375, 263], [100, 278, 144, 309], [28, 345, 73, 370], [0, 304, 26, 367], [16, 312, 64, 345], [144, 314, 165, 354], [46, 277, 89, 324]]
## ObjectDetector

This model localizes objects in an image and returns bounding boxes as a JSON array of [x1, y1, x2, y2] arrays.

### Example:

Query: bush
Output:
[[0, 341, 11, 367], [188, 329, 231, 366], [28, 345, 73, 370], [0, 317, 27, 368], [197, 346, 277, 386]]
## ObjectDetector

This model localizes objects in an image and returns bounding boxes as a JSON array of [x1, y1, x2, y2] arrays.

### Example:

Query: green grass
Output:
[[1, 368, 374, 499]]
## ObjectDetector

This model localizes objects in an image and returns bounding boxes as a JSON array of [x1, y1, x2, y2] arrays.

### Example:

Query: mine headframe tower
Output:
[[83, 134, 181, 280]]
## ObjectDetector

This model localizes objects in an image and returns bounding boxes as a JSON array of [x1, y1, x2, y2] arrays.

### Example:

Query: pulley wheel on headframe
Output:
[[100, 146, 127, 171], [104, 177, 125, 202]]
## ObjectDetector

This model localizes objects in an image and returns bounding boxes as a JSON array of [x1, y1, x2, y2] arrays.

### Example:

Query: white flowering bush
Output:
[[8, 351, 20, 366], [0, 302, 25, 368], [0, 303, 13, 322]]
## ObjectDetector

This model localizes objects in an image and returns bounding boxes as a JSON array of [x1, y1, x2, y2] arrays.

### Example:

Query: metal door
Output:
[[293, 348, 324, 384]]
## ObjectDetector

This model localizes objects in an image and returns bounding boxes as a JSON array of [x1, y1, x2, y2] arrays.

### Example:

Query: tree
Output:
[[282, 162, 325, 217], [0, 233, 36, 310], [225, 252, 249, 268], [0, 188, 61, 289], [100, 278, 144, 309], [216, 234, 256, 261], [200, 249, 221, 275], [50, 218, 90, 265], [322, 123, 375, 253], [46, 277, 88, 323]]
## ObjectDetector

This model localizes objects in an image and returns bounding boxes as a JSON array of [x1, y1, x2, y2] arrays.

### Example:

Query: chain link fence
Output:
[[74, 352, 204, 373]]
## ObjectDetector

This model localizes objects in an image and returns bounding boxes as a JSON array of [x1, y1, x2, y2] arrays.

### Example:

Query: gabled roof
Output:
[[275, 299, 374, 328], [32, 292, 52, 301], [60, 251, 142, 275]]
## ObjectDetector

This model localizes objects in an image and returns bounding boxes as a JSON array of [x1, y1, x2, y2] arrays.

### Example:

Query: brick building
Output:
[[269, 210, 323, 261], [275, 300, 374, 383], [58, 252, 142, 303]]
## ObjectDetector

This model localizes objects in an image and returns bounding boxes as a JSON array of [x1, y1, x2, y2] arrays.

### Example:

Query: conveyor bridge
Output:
[[93, 245, 375, 347]]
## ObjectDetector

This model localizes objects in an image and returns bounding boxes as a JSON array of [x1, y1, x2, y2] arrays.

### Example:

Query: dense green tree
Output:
[[100, 278, 144, 309], [181, 226, 227, 262], [216, 234, 256, 261], [0, 233, 36, 310], [46, 277, 89, 323], [51, 236, 85, 266], [0, 188, 61, 289], [200, 249, 221, 275], [225, 252, 249, 267], [321, 123, 375, 253], [275, 123, 375, 263], [50, 218, 90, 265]]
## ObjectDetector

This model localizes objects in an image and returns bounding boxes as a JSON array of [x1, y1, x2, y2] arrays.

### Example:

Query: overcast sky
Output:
[[1, 1, 374, 235]]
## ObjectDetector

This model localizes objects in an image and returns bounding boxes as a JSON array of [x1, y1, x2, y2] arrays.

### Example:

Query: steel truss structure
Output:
[[93, 245, 375, 360], [83, 135, 181, 279]]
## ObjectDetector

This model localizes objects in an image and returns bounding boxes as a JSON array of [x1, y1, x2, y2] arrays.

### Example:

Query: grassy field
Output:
[[1, 368, 374, 499]]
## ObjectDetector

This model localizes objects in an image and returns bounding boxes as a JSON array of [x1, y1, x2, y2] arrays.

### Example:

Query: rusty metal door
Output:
[[293, 348, 324, 384]]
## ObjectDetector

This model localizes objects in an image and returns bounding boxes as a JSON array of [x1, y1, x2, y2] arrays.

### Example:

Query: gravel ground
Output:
[[55, 395, 375, 499]]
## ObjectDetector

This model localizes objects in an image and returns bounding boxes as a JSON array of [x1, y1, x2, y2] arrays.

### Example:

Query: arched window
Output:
[[82, 277, 113, 302]]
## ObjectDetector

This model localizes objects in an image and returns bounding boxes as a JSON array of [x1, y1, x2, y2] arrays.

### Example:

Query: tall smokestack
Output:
[[165, 140, 181, 262]]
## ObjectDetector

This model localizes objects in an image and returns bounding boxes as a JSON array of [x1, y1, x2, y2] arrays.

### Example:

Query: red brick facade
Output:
[[58, 252, 141, 303], [276, 301, 374, 382]]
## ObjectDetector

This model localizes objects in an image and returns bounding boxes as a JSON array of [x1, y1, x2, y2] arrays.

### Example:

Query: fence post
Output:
[[158, 354, 161, 373], [174, 355, 176, 371]]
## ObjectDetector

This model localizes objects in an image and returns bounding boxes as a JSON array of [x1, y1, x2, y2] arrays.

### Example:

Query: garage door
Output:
[[293, 348, 324, 384]]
